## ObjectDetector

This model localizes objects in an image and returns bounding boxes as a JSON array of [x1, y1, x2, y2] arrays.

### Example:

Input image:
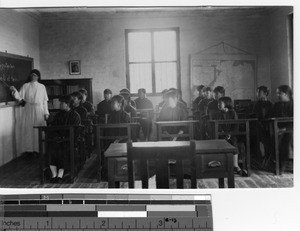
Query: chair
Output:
[[267, 117, 293, 175], [35, 125, 84, 184], [208, 118, 257, 176], [127, 141, 197, 189], [234, 99, 253, 119], [135, 109, 154, 141], [93, 123, 139, 182], [81, 119, 94, 160]]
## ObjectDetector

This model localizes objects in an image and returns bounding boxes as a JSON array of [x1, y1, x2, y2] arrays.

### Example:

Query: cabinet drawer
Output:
[[114, 158, 140, 180], [196, 153, 232, 176]]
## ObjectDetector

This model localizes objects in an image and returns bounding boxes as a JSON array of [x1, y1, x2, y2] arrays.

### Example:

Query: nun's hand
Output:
[[10, 86, 17, 92], [44, 114, 49, 120]]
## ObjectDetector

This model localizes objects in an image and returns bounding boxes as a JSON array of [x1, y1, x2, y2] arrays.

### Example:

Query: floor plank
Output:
[[0, 153, 293, 189]]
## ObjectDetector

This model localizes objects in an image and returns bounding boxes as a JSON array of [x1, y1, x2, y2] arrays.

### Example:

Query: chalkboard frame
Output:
[[0, 51, 34, 105]]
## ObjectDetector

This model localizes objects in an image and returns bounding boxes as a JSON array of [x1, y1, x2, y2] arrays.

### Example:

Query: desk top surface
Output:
[[155, 120, 198, 124], [104, 139, 237, 157]]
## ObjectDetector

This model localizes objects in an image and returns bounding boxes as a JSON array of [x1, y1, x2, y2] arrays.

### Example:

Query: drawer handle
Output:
[[121, 164, 128, 171], [208, 161, 222, 168]]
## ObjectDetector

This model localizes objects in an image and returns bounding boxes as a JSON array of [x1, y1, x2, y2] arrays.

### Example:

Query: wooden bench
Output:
[[35, 125, 84, 184]]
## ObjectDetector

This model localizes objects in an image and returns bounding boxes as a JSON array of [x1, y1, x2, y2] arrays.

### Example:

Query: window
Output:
[[125, 28, 180, 94]]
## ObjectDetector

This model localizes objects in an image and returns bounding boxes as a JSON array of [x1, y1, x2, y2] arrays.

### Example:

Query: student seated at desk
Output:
[[270, 85, 293, 173], [214, 96, 247, 176], [79, 88, 95, 115], [198, 86, 214, 116], [157, 89, 188, 141], [120, 91, 137, 119], [207, 86, 225, 113], [108, 94, 131, 142], [96, 89, 113, 123], [192, 85, 205, 112], [71, 91, 88, 120], [47, 95, 81, 183], [120, 88, 136, 108], [196, 86, 214, 139], [252, 86, 273, 163], [134, 88, 153, 141], [157, 89, 168, 111]]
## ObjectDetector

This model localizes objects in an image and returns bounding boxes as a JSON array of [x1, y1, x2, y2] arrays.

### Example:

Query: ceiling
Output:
[[10, 6, 284, 19]]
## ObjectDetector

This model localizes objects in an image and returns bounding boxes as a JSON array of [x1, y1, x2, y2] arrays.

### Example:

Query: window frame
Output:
[[125, 27, 181, 96]]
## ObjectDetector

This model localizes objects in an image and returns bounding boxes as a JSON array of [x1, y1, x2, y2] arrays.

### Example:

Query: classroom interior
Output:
[[0, 6, 294, 188]]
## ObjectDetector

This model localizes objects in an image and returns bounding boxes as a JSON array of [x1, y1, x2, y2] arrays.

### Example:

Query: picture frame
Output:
[[69, 60, 81, 75]]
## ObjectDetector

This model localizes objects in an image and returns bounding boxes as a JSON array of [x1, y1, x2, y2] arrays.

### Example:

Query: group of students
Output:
[[191, 84, 293, 175], [10, 69, 293, 183]]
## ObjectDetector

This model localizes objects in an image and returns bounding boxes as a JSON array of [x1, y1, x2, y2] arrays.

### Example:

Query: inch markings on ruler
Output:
[[1, 194, 213, 230]]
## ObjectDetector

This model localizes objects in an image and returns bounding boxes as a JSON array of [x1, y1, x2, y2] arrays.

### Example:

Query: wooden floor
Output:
[[0, 152, 293, 189]]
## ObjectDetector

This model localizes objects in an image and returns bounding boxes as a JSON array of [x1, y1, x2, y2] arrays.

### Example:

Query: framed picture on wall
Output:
[[69, 60, 81, 75]]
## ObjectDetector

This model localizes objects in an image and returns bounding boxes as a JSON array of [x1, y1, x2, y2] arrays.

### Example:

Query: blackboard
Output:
[[0, 52, 33, 103]]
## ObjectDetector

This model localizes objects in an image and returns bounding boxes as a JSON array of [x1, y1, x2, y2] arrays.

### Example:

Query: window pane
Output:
[[128, 32, 151, 62], [154, 31, 176, 61], [129, 63, 152, 93], [155, 62, 177, 92]]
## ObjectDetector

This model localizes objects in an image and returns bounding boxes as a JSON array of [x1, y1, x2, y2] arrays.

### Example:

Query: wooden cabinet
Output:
[[40, 78, 93, 109]]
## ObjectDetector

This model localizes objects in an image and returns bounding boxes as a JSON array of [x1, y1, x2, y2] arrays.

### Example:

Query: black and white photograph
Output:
[[0, 5, 294, 189], [0, 2, 298, 230]]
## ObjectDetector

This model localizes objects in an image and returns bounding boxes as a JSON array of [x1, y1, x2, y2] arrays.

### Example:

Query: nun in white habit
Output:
[[10, 69, 49, 154]]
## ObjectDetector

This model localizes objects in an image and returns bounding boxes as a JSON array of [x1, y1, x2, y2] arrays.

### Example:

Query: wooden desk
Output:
[[265, 117, 293, 175], [155, 120, 198, 141], [104, 139, 237, 188], [209, 118, 257, 176], [93, 123, 139, 181]]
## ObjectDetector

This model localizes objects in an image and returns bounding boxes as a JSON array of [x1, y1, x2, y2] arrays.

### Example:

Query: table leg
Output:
[[218, 178, 224, 188], [227, 153, 235, 188], [274, 121, 280, 175], [246, 121, 251, 176], [108, 158, 116, 188], [38, 129, 44, 184]]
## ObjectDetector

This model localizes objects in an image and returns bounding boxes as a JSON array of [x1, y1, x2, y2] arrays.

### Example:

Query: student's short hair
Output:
[[111, 95, 125, 109], [165, 89, 178, 99], [70, 91, 83, 101], [213, 86, 225, 95], [104, 89, 112, 95], [138, 88, 146, 94], [197, 85, 205, 92], [203, 86, 212, 92], [120, 92, 130, 101], [218, 96, 233, 109], [79, 88, 88, 96], [120, 88, 130, 94], [277, 85, 293, 99], [59, 95, 73, 106], [257, 85, 269, 96]]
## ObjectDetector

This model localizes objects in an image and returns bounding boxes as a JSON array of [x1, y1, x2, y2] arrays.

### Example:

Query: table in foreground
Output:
[[1, 193, 213, 231], [104, 139, 237, 188]]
